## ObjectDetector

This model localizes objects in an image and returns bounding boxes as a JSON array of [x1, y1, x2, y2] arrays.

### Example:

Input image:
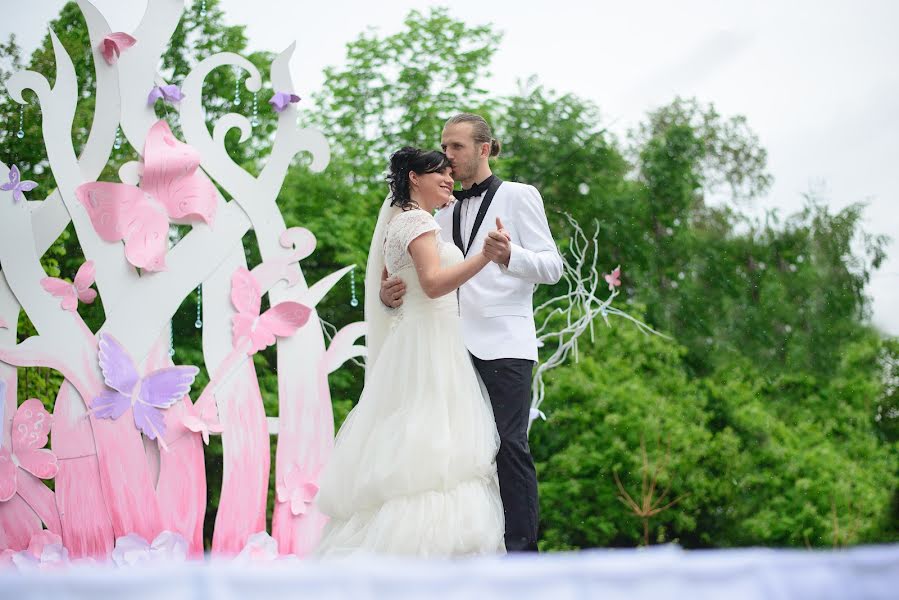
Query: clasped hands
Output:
[[380, 217, 511, 309]]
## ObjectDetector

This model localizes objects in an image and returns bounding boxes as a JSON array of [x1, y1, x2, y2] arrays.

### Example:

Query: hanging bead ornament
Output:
[[349, 266, 358, 307], [16, 104, 25, 139], [113, 125, 122, 150], [251, 91, 259, 127], [199, 0, 207, 18], [169, 319, 176, 357], [194, 285, 203, 328], [233, 67, 242, 106]]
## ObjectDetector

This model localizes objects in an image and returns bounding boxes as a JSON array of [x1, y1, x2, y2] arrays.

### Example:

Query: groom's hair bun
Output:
[[387, 146, 451, 210], [445, 113, 501, 158]]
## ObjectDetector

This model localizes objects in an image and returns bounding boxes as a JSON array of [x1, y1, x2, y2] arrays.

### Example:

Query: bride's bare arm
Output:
[[408, 232, 489, 299]]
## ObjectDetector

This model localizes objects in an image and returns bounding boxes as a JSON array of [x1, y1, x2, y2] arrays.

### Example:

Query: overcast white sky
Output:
[[5, 0, 898, 334]]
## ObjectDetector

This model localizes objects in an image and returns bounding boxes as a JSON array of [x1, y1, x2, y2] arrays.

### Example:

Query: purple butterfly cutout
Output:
[[147, 84, 184, 106], [2, 165, 38, 204], [269, 91, 301, 113], [91, 333, 199, 441]]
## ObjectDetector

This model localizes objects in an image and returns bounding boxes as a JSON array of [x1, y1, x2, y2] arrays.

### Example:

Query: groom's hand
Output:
[[483, 217, 512, 266], [380, 266, 406, 308]]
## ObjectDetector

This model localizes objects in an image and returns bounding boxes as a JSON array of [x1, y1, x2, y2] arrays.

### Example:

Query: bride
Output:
[[313, 147, 506, 557]]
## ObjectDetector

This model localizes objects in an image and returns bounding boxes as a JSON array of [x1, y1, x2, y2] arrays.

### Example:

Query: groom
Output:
[[381, 113, 563, 551]]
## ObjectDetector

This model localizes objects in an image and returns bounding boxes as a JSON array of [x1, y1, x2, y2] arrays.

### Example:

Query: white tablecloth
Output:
[[2, 544, 898, 600]]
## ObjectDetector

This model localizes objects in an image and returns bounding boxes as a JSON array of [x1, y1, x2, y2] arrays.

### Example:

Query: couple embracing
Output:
[[314, 113, 562, 557]]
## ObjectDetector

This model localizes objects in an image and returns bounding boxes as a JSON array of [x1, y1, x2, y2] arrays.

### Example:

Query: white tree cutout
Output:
[[0, 0, 360, 559]]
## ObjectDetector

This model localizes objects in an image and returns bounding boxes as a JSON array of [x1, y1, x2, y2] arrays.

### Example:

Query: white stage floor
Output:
[[1, 543, 898, 599]]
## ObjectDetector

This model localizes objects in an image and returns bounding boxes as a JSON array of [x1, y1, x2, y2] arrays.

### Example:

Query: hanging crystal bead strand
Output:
[[349, 266, 358, 307], [194, 285, 203, 328], [16, 104, 24, 139], [233, 67, 242, 106], [251, 91, 259, 127]]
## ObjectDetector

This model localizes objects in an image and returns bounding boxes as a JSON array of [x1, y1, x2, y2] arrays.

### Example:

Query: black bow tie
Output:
[[453, 175, 496, 201]]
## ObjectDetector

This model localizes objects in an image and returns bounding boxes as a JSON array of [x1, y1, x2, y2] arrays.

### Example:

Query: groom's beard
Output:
[[453, 156, 480, 185]]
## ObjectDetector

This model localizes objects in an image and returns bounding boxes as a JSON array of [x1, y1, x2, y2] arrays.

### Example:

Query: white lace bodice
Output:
[[384, 209, 463, 319]]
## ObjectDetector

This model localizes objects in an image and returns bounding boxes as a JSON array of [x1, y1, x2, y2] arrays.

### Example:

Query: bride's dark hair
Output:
[[387, 146, 451, 211]]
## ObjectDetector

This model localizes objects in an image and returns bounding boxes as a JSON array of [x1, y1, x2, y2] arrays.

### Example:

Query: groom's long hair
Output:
[[445, 113, 502, 158]]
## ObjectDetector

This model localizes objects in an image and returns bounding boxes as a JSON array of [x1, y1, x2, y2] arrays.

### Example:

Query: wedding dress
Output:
[[313, 207, 505, 557]]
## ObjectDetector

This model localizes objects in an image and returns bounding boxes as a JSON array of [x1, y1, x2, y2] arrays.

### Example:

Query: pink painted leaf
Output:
[[91, 333, 199, 440], [2, 165, 38, 204], [75, 182, 169, 271], [269, 91, 301, 113], [40, 260, 97, 311], [141, 120, 217, 226], [604, 265, 622, 292], [101, 32, 136, 65]]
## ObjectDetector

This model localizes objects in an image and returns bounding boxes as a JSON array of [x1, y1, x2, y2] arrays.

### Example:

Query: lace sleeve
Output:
[[384, 210, 441, 273]]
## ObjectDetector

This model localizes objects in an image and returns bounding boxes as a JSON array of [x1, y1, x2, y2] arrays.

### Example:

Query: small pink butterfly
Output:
[[100, 32, 137, 65], [90, 333, 199, 442], [269, 91, 301, 113], [0, 398, 59, 502], [1, 165, 38, 204], [182, 398, 224, 446], [604, 265, 622, 291], [40, 260, 98, 312], [75, 120, 218, 271], [276, 463, 320, 516], [0, 317, 7, 329], [231, 267, 312, 355]]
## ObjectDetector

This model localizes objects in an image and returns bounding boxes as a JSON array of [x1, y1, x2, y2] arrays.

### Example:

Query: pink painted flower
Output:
[[603, 265, 622, 292], [100, 32, 136, 65], [276, 463, 319, 517]]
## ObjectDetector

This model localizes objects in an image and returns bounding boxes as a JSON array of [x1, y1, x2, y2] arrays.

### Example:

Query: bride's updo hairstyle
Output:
[[387, 146, 452, 211]]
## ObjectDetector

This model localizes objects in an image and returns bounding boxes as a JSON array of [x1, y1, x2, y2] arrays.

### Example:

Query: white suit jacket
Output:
[[434, 180, 563, 361]]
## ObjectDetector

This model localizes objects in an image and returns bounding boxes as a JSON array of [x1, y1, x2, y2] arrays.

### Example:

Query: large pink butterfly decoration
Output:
[[231, 267, 312, 355], [90, 333, 199, 443], [100, 32, 136, 65], [0, 398, 59, 502], [40, 260, 97, 311], [75, 120, 217, 271]]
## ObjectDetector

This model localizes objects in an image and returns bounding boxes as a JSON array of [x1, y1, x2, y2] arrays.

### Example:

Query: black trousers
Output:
[[471, 355, 539, 552]]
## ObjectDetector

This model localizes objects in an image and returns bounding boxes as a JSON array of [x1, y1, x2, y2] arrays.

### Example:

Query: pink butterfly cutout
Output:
[[0, 317, 7, 329], [0, 398, 59, 502], [604, 265, 622, 291], [1, 165, 38, 204], [231, 267, 312, 355], [276, 463, 320, 516], [100, 32, 136, 65], [75, 120, 218, 271], [90, 333, 199, 443], [40, 260, 98, 312], [182, 398, 224, 445]]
